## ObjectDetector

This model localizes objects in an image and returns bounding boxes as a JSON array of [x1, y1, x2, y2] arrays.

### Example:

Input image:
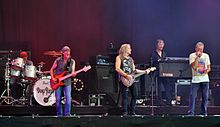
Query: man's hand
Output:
[[196, 51, 202, 57], [52, 78, 58, 84], [72, 72, 77, 77], [145, 69, 151, 74], [126, 75, 133, 80]]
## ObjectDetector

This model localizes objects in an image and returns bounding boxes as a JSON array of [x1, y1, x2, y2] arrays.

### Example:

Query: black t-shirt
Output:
[[120, 57, 134, 75]]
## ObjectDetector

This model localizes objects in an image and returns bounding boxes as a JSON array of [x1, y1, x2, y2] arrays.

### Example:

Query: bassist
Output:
[[50, 46, 76, 116]]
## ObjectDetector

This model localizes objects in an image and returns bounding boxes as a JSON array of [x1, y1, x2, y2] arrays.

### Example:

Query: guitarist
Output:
[[50, 46, 76, 116], [115, 44, 150, 116]]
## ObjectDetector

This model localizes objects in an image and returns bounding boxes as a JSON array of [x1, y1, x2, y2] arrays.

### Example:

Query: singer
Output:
[[188, 42, 211, 116]]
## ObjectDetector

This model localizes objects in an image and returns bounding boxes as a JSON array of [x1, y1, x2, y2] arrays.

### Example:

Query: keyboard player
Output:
[[150, 39, 172, 105]]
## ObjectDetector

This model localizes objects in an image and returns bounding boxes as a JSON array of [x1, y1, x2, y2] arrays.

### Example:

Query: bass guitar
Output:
[[121, 67, 156, 87], [50, 65, 91, 90]]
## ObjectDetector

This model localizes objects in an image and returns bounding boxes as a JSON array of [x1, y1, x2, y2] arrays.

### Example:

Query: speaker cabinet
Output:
[[136, 74, 154, 98], [210, 80, 220, 106], [175, 80, 191, 106], [87, 65, 117, 94]]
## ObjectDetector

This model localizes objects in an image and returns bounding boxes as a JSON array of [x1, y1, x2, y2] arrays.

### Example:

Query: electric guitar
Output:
[[121, 67, 156, 87], [50, 65, 91, 90]]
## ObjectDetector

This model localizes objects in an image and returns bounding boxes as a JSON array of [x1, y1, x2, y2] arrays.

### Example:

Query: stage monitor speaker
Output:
[[87, 65, 117, 94]]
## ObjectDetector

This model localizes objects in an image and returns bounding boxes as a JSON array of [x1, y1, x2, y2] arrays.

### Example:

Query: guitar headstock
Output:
[[147, 67, 156, 72], [82, 65, 91, 72], [149, 67, 156, 71]]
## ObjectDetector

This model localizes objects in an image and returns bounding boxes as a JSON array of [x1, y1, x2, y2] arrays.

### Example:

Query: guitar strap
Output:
[[64, 58, 73, 74]]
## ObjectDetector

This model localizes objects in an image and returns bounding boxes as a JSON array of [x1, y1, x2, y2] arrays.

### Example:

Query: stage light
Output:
[[72, 78, 84, 91]]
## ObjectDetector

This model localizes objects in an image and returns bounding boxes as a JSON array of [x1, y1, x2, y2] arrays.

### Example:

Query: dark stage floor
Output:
[[0, 105, 220, 116], [1, 115, 220, 127], [0, 105, 220, 127]]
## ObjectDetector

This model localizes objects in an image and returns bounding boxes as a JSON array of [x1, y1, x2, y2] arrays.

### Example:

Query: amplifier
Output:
[[209, 65, 220, 80], [89, 55, 113, 65], [175, 79, 191, 106]]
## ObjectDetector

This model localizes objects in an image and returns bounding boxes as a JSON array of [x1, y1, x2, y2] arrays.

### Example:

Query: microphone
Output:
[[196, 51, 202, 58]]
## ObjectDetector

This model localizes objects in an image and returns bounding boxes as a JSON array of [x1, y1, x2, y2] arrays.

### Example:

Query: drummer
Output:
[[19, 51, 33, 66], [10, 51, 33, 103]]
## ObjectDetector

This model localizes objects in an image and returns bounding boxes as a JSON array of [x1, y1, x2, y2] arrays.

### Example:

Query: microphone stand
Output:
[[149, 57, 155, 116]]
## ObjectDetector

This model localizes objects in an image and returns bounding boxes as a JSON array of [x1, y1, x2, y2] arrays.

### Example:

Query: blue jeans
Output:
[[120, 81, 137, 114], [55, 84, 72, 116], [188, 82, 209, 115]]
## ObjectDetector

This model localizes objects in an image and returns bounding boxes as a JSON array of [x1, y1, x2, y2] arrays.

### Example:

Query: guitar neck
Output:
[[133, 67, 155, 79], [134, 72, 146, 79], [60, 69, 83, 81]]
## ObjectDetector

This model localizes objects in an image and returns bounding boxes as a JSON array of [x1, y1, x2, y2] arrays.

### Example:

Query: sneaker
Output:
[[130, 112, 137, 116], [64, 114, 74, 117], [200, 113, 207, 116], [122, 112, 128, 116], [187, 111, 194, 116]]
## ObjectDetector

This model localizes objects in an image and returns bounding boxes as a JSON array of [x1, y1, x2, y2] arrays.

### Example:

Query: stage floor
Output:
[[1, 115, 220, 127], [0, 105, 220, 116], [0, 105, 220, 127]]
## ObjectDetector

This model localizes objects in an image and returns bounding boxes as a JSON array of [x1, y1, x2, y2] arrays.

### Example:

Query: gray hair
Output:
[[60, 46, 70, 53], [196, 42, 204, 48]]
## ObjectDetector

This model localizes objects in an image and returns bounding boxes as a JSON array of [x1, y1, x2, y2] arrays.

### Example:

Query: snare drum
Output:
[[33, 78, 55, 106], [11, 57, 24, 70], [24, 65, 37, 80]]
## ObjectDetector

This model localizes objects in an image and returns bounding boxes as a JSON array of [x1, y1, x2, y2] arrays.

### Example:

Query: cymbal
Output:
[[0, 50, 12, 54], [38, 61, 46, 65], [43, 50, 62, 57]]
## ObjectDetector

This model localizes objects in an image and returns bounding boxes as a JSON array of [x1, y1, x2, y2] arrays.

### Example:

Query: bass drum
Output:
[[33, 78, 55, 106]]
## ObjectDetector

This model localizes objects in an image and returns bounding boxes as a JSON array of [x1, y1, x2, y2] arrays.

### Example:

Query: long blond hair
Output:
[[118, 44, 131, 59]]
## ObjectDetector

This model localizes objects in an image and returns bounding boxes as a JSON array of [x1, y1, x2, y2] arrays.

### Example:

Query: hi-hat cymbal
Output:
[[43, 51, 62, 57], [0, 51, 10, 54]]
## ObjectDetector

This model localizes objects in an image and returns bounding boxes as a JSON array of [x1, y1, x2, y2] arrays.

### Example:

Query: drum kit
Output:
[[0, 50, 62, 106]]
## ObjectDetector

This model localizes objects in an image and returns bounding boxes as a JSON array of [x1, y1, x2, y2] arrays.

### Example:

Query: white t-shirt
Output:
[[189, 52, 211, 83]]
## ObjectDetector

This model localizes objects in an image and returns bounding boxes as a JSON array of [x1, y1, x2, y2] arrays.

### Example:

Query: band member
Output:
[[188, 42, 211, 116], [19, 51, 34, 66], [50, 46, 76, 116], [115, 44, 150, 116], [10, 51, 33, 101], [150, 39, 171, 105]]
